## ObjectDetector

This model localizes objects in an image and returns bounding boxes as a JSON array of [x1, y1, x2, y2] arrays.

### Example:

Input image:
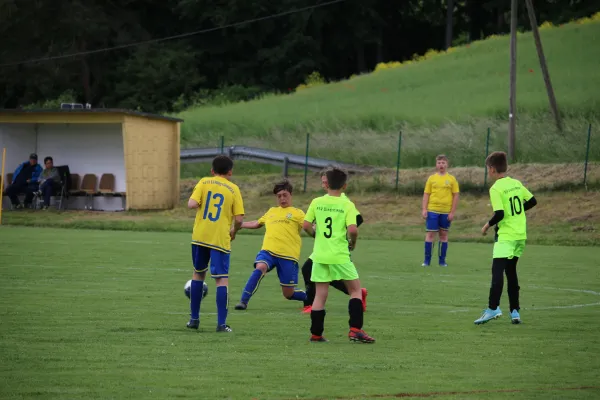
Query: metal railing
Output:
[[180, 145, 373, 173]]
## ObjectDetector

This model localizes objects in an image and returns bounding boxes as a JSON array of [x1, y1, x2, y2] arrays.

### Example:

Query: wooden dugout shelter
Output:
[[0, 109, 182, 210]]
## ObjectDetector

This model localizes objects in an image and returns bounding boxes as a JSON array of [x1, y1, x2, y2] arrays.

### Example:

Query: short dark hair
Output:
[[320, 165, 334, 177], [325, 166, 348, 190], [486, 151, 508, 173], [436, 154, 448, 162], [44, 156, 53, 164], [212, 155, 234, 175], [273, 179, 293, 195]]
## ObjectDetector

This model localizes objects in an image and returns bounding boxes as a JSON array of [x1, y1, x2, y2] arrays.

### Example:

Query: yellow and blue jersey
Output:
[[258, 206, 305, 262], [190, 176, 245, 253], [424, 173, 459, 214]]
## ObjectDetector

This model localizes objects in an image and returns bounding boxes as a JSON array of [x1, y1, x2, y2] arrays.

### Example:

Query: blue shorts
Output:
[[254, 250, 299, 287], [192, 244, 230, 278], [426, 212, 451, 231]]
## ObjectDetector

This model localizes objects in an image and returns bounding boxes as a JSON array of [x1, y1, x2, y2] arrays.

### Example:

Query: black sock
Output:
[[505, 257, 520, 311], [310, 309, 326, 336], [302, 259, 315, 307], [330, 280, 349, 295], [489, 258, 508, 310], [348, 298, 363, 330]]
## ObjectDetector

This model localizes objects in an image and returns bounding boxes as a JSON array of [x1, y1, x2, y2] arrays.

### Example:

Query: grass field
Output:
[[178, 20, 600, 168], [1, 227, 599, 399]]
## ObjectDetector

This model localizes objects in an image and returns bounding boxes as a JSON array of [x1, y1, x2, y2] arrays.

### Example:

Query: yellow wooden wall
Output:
[[122, 116, 180, 210]]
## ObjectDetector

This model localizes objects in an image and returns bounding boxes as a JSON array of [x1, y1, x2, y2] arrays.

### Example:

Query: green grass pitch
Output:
[[1, 226, 599, 399]]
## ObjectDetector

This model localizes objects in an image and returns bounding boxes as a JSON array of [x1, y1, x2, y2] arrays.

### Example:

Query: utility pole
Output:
[[524, 0, 562, 132], [508, 0, 517, 161], [445, 0, 454, 50]]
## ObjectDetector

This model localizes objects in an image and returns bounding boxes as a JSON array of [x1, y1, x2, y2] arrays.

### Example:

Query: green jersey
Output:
[[489, 177, 534, 241], [304, 194, 359, 264]]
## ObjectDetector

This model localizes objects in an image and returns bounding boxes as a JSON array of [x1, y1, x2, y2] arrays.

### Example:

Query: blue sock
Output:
[[424, 242, 433, 263], [288, 290, 307, 302], [440, 242, 448, 262], [190, 280, 204, 320], [216, 286, 228, 326], [240, 269, 264, 304]]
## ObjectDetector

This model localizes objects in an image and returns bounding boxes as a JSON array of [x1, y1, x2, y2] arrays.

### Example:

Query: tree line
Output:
[[0, 0, 595, 113]]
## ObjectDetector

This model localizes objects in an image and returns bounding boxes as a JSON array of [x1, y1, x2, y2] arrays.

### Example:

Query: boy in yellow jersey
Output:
[[186, 155, 245, 332], [301, 170, 368, 314], [303, 167, 375, 343], [233, 180, 307, 310], [422, 155, 460, 267], [475, 151, 537, 325]]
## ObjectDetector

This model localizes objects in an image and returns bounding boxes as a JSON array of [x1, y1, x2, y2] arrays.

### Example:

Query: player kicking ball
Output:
[[234, 180, 307, 310], [303, 166, 375, 343], [475, 151, 537, 325], [301, 169, 367, 314], [422, 154, 460, 267], [186, 155, 245, 332]]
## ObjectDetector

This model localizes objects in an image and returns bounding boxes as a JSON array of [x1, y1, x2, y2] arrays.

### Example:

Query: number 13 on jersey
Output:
[[203, 191, 224, 221]]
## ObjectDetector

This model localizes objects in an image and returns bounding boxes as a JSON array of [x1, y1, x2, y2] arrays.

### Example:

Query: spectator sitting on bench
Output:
[[6, 153, 42, 209], [35, 156, 61, 210]]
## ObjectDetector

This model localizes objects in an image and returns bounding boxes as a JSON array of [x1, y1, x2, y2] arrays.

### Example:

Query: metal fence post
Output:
[[584, 123, 592, 187], [484, 127, 491, 188], [283, 157, 289, 178], [395, 131, 402, 190], [303, 134, 310, 193]]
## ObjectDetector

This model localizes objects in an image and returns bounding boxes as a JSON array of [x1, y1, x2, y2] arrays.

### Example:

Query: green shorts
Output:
[[311, 262, 359, 282], [493, 240, 526, 259]]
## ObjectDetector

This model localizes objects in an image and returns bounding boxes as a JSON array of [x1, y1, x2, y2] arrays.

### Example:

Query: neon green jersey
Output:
[[489, 177, 534, 241], [304, 194, 359, 264]]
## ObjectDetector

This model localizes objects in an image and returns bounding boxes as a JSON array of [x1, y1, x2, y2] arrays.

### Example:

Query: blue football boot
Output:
[[510, 309, 521, 324], [474, 307, 502, 325]]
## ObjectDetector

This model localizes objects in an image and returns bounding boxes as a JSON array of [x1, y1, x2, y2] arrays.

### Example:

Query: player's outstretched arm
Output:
[[230, 215, 244, 241], [303, 221, 316, 238], [241, 221, 263, 229]]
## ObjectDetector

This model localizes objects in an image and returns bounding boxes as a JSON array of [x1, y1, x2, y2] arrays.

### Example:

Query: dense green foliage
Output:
[[1, 1, 597, 113]]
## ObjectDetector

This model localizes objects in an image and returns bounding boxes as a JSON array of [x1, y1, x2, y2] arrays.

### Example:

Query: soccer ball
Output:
[[184, 280, 209, 300]]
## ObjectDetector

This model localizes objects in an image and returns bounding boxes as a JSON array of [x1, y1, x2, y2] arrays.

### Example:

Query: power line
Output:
[[0, 0, 347, 68]]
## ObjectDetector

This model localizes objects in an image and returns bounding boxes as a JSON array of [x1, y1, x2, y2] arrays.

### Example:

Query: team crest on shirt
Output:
[[286, 213, 292, 219], [445, 180, 450, 185]]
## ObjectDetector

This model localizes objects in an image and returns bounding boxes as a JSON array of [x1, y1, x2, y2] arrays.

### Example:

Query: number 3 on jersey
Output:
[[203, 190, 224, 221], [323, 216, 332, 238]]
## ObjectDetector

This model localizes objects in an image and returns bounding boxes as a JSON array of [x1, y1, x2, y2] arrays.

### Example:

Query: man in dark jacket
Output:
[[5, 153, 43, 209]]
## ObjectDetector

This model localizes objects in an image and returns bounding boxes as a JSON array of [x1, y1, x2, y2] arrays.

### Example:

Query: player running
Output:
[[234, 180, 307, 310]]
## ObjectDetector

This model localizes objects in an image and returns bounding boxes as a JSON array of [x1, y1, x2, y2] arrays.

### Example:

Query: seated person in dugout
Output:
[[5, 153, 42, 209], [35, 156, 61, 209]]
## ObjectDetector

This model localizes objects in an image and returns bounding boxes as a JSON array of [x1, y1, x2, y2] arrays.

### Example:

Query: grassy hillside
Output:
[[178, 17, 600, 169]]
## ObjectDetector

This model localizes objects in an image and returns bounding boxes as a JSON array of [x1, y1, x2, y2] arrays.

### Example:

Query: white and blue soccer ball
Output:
[[184, 279, 208, 300]]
